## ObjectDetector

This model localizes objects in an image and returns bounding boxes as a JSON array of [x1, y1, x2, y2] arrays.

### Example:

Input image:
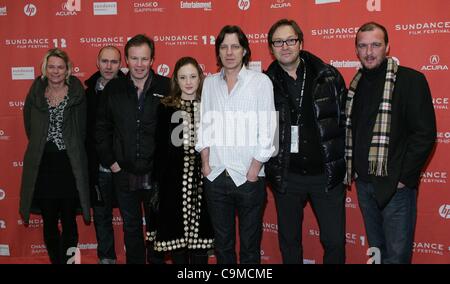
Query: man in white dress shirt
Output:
[[195, 25, 276, 264]]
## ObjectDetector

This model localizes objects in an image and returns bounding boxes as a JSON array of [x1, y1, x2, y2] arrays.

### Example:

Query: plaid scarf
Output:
[[344, 57, 398, 185]]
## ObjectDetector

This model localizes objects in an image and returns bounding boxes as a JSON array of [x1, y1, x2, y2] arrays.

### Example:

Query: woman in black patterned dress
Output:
[[147, 57, 214, 264]]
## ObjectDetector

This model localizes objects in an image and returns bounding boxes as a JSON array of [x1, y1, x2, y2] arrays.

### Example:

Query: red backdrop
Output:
[[0, 0, 449, 264]]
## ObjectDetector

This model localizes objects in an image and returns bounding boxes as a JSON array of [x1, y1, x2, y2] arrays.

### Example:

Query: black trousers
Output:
[[38, 198, 79, 264], [204, 172, 266, 264], [274, 173, 346, 264]]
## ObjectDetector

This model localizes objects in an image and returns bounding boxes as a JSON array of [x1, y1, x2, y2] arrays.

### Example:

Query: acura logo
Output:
[[430, 55, 440, 65]]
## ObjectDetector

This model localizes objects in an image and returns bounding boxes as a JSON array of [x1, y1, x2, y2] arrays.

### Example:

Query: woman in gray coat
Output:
[[19, 48, 90, 264]]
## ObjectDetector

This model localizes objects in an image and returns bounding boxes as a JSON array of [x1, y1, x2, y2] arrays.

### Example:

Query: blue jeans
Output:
[[93, 171, 116, 261], [204, 172, 267, 264], [356, 180, 417, 264]]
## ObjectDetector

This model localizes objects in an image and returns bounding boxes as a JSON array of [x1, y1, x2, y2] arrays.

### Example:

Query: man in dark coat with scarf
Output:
[[345, 22, 436, 263]]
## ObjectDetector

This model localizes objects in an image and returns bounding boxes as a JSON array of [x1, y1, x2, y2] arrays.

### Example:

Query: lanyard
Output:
[[295, 58, 307, 125]]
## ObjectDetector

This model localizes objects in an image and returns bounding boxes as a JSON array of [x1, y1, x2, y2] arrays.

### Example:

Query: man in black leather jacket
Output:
[[265, 19, 347, 264], [96, 35, 170, 264]]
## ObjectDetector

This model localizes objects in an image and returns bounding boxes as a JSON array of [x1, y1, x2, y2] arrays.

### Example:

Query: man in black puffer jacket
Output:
[[265, 19, 347, 264]]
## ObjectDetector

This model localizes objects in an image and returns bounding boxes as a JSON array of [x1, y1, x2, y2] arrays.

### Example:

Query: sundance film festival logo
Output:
[[414, 241, 445, 255], [180, 1, 212, 11], [5, 38, 66, 49], [395, 21, 450, 36], [311, 26, 358, 40], [11, 67, 35, 80], [93, 2, 117, 15], [134, 1, 165, 13], [246, 33, 268, 44], [270, 0, 291, 9], [153, 34, 199, 46], [346, 232, 366, 246], [432, 97, 449, 110], [238, 0, 250, 11], [421, 171, 448, 184], [9, 100, 25, 111], [439, 204, 450, 219], [421, 55, 448, 72], [12, 161, 24, 167], [19, 218, 43, 228], [24, 4, 37, 16], [157, 64, 170, 76], [0, 6, 7, 16], [330, 59, 361, 70], [80, 36, 125, 48], [0, 189, 5, 200], [57, 0, 81, 16], [262, 222, 278, 234], [437, 132, 450, 144]]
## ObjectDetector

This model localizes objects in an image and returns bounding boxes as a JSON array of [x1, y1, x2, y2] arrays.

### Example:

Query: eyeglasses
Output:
[[271, 38, 300, 47]]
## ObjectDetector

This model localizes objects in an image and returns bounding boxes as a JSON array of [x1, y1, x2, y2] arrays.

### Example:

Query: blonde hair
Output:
[[41, 48, 72, 84]]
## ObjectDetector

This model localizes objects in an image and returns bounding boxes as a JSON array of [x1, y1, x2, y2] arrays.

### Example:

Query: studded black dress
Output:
[[146, 99, 214, 253]]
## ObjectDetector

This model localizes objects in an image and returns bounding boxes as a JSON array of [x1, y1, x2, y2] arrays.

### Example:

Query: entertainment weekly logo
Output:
[[311, 26, 358, 40], [421, 171, 447, 184], [421, 55, 448, 72], [153, 34, 200, 46], [270, 0, 291, 9], [395, 21, 450, 36], [79, 36, 126, 48], [413, 241, 448, 256], [133, 1, 165, 13], [180, 1, 212, 11], [330, 59, 361, 70]]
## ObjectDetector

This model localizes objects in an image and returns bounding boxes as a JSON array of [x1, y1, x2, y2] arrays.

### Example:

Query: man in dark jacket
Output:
[[85, 45, 124, 264], [346, 22, 436, 263], [265, 19, 347, 264], [96, 35, 170, 264]]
